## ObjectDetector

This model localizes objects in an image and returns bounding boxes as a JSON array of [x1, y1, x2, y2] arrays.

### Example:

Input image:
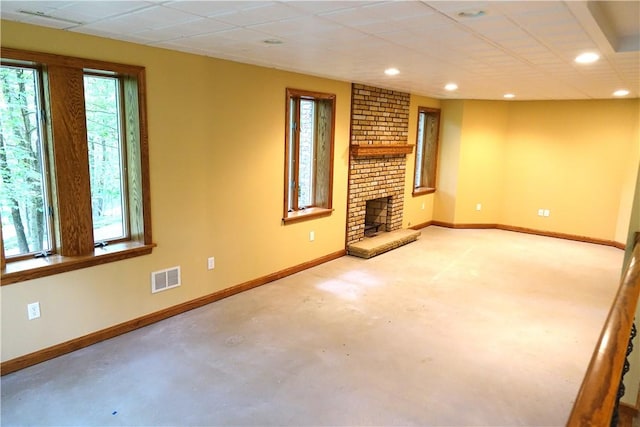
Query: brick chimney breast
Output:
[[347, 84, 410, 245]]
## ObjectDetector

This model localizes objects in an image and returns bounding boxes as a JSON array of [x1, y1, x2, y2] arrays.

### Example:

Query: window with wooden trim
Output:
[[283, 88, 335, 223], [413, 107, 441, 196], [0, 48, 153, 284]]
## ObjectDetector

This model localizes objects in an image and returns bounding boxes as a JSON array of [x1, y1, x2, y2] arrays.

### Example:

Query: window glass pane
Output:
[[288, 98, 296, 212], [415, 112, 425, 188], [298, 99, 315, 208], [84, 75, 126, 242], [0, 65, 51, 257], [424, 113, 438, 188]]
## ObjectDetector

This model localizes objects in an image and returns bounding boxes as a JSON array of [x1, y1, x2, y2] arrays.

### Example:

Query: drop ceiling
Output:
[[1, 1, 639, 100]]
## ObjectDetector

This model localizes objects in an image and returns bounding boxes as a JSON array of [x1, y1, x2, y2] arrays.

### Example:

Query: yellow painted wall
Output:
[[403, 94, 441, 228], [615, 108, 640, 246], [435, 98, 639, 244], [502, 100, 639, 242], [0, 21, 351, 362], [433, 100, 464, 223], [455, 101, 508, 224]]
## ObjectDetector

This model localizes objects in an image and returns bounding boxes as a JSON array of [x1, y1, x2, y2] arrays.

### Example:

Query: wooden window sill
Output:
[[1, 241, 156, 285], [283, 207, 334, 224], [412, 187, 436, 196]]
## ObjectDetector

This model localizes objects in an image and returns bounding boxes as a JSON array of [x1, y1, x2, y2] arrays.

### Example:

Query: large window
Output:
[[283, 88, 335, 223], [0, 48, 153, 284], [413, 107, 441, 196]]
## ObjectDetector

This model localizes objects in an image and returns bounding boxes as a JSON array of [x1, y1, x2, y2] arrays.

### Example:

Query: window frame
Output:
[[412, 106, 441, 197], [0, 62, 56, 261], [83, 71, 130, 244], [0, 48, 154, 285], [283, 88, 336, 224]]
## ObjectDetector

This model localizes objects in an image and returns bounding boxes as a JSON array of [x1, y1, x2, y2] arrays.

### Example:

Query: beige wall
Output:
[[0, 21, 351, 362]]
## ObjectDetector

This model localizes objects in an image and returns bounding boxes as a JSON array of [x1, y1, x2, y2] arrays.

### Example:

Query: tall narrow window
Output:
[[413, 107, 441, 196], [284, 88, 335, 223], [84, 74, 127, 243], [0, 65, 52, 258]]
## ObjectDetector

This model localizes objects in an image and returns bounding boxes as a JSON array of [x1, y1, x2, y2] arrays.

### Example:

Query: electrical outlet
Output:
[[27, 302, 40, 320], [476, 203, 482, 211], [538, 209, 544, 216], [543, 209, 550, 217], [207, 257, 215, 270], [309, 231, 315, 242], [421, 202, 425, 210]]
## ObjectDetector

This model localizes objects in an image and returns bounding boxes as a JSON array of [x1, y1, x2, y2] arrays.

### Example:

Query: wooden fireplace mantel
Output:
[[350, 143, 414, 157]]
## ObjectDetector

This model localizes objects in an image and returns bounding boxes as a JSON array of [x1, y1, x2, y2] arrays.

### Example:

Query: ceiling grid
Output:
[[1, 0, 638, 100]]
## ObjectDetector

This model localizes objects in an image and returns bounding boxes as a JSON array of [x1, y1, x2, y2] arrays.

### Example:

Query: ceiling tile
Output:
[[1, 0, 637, 100]]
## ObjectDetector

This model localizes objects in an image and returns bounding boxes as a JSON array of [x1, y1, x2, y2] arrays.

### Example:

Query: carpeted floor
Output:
[[0, 227, 624, 426]]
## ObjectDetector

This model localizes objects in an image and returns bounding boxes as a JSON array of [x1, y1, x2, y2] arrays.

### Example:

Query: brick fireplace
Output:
[[347, 84, 411, 246]]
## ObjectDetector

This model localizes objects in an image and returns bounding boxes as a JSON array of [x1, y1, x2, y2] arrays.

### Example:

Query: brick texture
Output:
[[347, 84, 410, 245]]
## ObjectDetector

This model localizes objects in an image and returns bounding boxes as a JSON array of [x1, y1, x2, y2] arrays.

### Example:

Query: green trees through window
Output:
[[1, 49, 152, 282], [0, 65, 50, 257], [84, 75, 127, 242]]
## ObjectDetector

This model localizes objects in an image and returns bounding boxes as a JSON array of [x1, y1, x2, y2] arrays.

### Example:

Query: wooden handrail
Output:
[[567, 238, 640, 426]]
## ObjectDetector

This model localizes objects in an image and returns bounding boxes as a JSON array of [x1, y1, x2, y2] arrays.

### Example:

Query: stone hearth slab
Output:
[[347, 229, 421, 259]]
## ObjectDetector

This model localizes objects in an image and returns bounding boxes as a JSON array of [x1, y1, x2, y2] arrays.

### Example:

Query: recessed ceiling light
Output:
[[457, 10, 486, 18], [504, 93, 515, 99], [613, 89, 630, 97], [575, 52, 600, 64], [444, 83, 458, 91], [263, 39, 283, 45], [384, 68, 400, 76]]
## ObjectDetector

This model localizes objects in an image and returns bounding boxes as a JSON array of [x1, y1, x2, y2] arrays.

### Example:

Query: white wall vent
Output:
[[151, 266, 181, 293]]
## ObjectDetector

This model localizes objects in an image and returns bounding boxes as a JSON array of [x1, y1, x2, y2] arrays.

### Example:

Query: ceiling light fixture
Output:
[[384, 68, 400, 76], [18, 9, 84, 25], [263, 39, 283, 45], [575, 52, 600, 64], [444, 83, 458, 91], [503, 93, 515, 99], [613, 89, 630, 97]]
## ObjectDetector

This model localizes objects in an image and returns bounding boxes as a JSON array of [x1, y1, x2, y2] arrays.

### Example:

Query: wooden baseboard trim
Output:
[[428, 222, 625, 249], [1, 249, 346, 376], [409, 221, 432, 230], [496, 225, 625, 249], [619, 402, 639, 427], [431, 221, 498, 229]]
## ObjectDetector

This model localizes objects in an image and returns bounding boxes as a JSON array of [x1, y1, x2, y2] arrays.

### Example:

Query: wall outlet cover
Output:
[[27, 302, 41, 320]]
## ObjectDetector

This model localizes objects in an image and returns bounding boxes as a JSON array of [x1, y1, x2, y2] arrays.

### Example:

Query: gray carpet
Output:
[[0, 227, 624, 426]]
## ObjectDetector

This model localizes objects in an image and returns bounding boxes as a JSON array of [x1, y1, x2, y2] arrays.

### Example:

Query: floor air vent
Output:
[[151, 266, 181, 293]]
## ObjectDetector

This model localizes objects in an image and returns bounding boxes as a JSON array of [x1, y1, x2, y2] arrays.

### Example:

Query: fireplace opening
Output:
[[365, 197, 390, 237]]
